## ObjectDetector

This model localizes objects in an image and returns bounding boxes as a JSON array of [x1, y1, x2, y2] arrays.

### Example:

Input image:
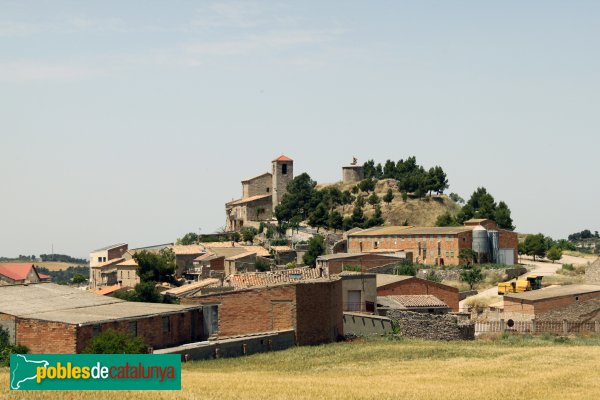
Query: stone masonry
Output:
[[386, 309, 474, 340]]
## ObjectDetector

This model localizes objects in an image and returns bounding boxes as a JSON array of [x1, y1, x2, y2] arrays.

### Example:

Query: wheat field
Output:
[[2, 336, 600, 400]]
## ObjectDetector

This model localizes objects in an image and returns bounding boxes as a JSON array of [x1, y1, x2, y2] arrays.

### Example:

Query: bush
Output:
[[342, 265, 362, 272], [82, 329, 147, 354], [270, 238, 288, 246], [0, 327, 28, 366], [255, 258, 270, 272], [393, 262, 416, 276]]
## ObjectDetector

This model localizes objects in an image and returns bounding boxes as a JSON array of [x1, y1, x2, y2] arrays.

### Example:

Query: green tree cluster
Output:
[[82, 329, 147, 354], [176, 232, 199, 245], [363, 157, 449, 197], [302, 235, 326, 267]]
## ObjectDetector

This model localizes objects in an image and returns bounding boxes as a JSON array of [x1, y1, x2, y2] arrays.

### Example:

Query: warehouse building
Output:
[[0, 283, 203, 354], [347, 219, 518, 266]]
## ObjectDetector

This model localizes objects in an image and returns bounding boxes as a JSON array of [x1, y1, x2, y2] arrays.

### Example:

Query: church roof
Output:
[[273, 155, 293, 162]]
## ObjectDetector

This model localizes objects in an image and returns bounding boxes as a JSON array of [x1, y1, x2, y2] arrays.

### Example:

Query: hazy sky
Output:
[[1, 1, 599, 258]]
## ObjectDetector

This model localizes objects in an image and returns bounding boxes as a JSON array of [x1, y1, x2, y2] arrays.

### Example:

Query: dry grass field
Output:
[[33, 261, 87, 271], [2, 336, 600, 400]]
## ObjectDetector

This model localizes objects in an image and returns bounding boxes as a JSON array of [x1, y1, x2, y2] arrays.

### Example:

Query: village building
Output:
[[316, 252, 410, 275], [339, 272, 377, 313], [376, 274, 460, 312], [503, 285, 600, 317], [225, 155, 294, 231], [377, 295, 450, 315], [0, 283, 204, 354], [347, 219, 518, 266], [181, 277, 343, 346], [0, 263, 50, 285]]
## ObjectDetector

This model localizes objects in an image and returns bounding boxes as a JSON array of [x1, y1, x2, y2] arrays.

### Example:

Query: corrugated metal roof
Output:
[[91, 243, 127, 252], [504, 285, 600, 301], [0, 283, 198, 325]]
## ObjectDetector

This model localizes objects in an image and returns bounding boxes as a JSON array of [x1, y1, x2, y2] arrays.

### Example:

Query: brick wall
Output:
[[377, 277, 460, 312], [76, 311, 203, 353], [107, 245, 128, 261], [182, 285, 297, 338], [295, 280, 343, 345], [16, 319, 77, 354], [324, 254, 405, 275], [504, 291, 600, 315], [348, 234, 466, 266]]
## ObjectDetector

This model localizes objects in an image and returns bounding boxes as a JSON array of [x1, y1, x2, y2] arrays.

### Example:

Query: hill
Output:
[[318, 178, 462, 227]]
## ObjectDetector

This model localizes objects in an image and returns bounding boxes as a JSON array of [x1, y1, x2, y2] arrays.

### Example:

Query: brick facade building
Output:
[[182, 279, 343, 346], [376, 275, 460, 312], [0, 283, 203, 354], [503, 285, 600, 316], [347, 219, 518, 266], [316, 253, 409, 275]]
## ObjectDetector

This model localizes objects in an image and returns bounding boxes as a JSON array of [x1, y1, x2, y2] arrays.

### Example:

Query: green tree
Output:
[[383, 188, 394, 206], [494, 201, 515, 231], [274, 173, 317, 225], [82, 329, 147, 354], [436, 212, 459, 227], [461, 266, 483, 290], [367, 192, 380, 208], [358, 178, 376, 193], [0, 327, 28, 366], [524, 234, 547, 261], [134, 248, 176, 284], [307, 203, 329, 232], [255, 258, 270, 272], [302, 235, 325, 266], [356, 194, 366, 208], [71, 273, 87, 284], [459, 248, 477, 266], [241, 227, 258, 242], [456, 187, 515, 230], [449, 192, 465, 204], [547, 246, 563, 263], [394, 262, 416, 276], [328, 210, 344, 232], [401, 191, 408, 203], [176, 232, 199, 245], [341, 190, 354, 211], [351, 185, 359, 195], [366, 205, 384, 228], [351, 203, 366, 229]]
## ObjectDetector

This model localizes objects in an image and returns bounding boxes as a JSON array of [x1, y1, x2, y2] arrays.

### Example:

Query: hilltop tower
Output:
[[272, 155, 294, 211]]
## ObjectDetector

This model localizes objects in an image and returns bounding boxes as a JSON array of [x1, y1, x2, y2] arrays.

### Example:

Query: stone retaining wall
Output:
[[386, 310, 475, 340]]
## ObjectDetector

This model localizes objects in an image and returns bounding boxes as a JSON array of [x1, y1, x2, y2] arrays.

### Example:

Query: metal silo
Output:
[[488, 230, 500, 264], [472, 226, 490, 263]]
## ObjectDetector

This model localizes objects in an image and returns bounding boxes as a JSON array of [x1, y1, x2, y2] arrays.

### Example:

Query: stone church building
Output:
[[225, 155, 294, 231]]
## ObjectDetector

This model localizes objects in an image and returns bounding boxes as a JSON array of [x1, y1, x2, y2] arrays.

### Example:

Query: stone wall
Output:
[[386, 310, 474, 340], [416, 267, 527, 282]]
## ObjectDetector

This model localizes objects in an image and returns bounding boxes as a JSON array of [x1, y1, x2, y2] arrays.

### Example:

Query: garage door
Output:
[[347, 290, 362, 311], [498, 249, 515, 265]]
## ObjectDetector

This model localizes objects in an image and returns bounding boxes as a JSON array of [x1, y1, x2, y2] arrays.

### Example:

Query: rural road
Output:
[[458, 254, 593, 311]]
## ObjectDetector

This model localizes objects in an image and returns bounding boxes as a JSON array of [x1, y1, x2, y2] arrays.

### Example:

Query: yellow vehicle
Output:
[[498, 275, 543, 295]]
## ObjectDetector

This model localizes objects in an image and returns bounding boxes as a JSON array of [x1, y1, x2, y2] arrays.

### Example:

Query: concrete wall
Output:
[[343, 312, 392, 336], [155, 330, 296, 361], [386, 310, 474, 340], [342, 166, 364, 184], [377, 277, 460, 312], [341, 274, 377, 312]]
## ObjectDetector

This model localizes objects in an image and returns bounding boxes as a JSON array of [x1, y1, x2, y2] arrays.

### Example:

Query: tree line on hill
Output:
[[435, 187, 515, 231], [274, 173, 385, 233], [568, 229, 600, 241], [362, 157, 449, 197]]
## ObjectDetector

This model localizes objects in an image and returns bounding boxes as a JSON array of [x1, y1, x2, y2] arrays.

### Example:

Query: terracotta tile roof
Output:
[[228, 268, 324, 289], [94, 284, 130, 296], [273, 155, 293, 162], [378, 295, 448, 308], [225, 252, 257, 261], [0, 263, 35, 281], [201, 244, 270, 257], [226, 194, 272, 207], [164, 279, 221, 296], [241, 172, 271, 183], [172, 245, 203, 255], [349, 225, 473, 237]]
